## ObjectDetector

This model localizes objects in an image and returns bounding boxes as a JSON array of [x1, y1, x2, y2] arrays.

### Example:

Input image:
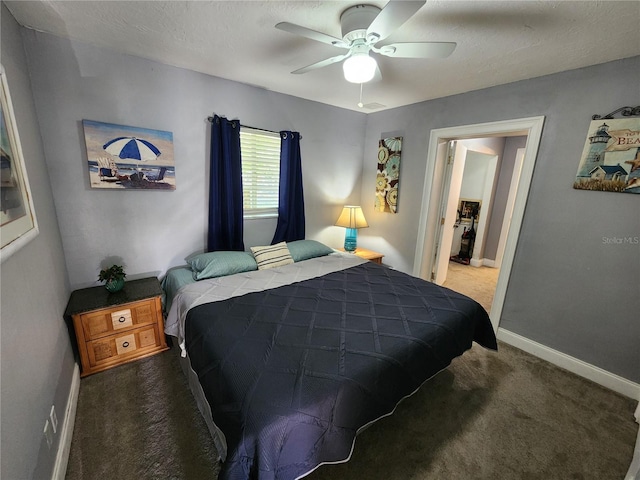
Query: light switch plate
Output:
[[49, 405, 58, 433], [44, 420, 53, 448]]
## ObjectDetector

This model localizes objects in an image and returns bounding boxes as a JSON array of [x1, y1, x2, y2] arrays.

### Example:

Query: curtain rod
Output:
[[206, 116, 279, 135]]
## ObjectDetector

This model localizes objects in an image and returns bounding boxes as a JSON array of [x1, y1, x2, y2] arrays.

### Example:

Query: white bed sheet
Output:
[[164, 252, 367, 356]]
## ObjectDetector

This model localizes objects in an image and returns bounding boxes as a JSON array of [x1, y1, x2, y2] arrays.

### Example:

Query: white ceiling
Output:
[[5, 1, 640, 113]]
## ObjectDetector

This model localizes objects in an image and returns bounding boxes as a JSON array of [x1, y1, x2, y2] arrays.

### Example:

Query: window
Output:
[[240, 127, 280, 218]]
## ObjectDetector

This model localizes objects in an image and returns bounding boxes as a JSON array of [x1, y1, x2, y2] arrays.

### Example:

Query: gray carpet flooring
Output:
[[66, 341, 638, 480]]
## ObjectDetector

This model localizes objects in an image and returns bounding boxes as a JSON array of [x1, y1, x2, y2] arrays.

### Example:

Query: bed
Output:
[[163, 241, 497, 480]]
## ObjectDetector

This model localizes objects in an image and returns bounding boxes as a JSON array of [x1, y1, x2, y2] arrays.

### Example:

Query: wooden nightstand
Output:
[[339, 247, 384, 264], [65, 277, 169, 377]]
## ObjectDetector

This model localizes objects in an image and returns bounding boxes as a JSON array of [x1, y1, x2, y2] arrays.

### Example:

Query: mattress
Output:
[[164, 254, 497, 479], [161, 265, 196, 313], [165, 252, 368, 356]]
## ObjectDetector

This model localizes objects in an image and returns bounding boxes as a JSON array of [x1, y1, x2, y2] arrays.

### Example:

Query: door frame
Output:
[[492, 147, 526, 268], [413, 116, 545, 332], [433, 141, 464, 285]]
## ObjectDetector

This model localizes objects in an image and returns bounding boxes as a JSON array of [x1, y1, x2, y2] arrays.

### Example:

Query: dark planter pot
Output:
[[105, 278, 125, 293]]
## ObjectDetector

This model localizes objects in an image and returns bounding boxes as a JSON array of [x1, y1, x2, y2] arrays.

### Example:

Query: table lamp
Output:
[[335, 205, 368, 252]]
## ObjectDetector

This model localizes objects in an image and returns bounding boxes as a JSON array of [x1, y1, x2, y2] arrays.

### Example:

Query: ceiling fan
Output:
[[276, 0, 456, 84]]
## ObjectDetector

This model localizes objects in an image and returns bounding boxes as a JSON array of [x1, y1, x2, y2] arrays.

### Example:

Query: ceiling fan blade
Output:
[[292, 53, 351, 74], [276, 22, 349, 48], [366, 0, 426, 43], [377, 42, 457, 58]]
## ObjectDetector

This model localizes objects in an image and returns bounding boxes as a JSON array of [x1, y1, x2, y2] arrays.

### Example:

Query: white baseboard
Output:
[[497, 328, 640, 401], [470, 258, 483, 267], [469, 258, 498, 268], [52, 363, 80, 480]]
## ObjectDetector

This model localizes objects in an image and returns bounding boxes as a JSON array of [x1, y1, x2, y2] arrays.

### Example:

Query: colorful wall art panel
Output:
[[375, 136, 402, 213]]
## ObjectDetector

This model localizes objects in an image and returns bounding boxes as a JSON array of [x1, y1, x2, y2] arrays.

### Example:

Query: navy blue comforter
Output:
[[185, 261, 497, 480]]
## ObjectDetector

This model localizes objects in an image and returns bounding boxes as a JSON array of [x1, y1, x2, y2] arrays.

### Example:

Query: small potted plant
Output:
[[99, 264, 126, 293]]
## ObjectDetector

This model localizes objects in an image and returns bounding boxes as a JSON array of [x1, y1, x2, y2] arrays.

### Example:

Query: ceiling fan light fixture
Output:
[[343, 53, 377, 84]]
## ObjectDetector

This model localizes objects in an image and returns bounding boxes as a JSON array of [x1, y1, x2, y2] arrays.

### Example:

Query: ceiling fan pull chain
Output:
[[358, 83, 364, 108]]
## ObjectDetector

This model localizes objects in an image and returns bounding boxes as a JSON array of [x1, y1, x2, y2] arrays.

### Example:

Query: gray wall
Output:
[[21, 30, 367, 290], [360, 56, 640, 383], [484, 135, 528, 261], [1, 5, 76, 479], [3, 18, 637, 480]]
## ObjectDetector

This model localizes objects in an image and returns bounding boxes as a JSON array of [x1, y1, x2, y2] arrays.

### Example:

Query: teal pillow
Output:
[[186, 251, 258, 280], [286, 240, 334, 262]]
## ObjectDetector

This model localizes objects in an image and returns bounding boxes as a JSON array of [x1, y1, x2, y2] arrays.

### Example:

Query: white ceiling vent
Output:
[[362, 102, 386, 110]]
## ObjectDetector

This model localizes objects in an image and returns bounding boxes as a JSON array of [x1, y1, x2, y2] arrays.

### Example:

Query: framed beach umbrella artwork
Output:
[[82, 120, 175, 190]]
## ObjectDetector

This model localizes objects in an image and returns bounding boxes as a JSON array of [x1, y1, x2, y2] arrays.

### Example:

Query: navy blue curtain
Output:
[[207, 115, 244, 252], [272, 131, 305, 244]]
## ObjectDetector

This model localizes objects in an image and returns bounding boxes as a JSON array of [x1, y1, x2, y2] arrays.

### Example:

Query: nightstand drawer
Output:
[[87, 325, 161, 367], [111, 309, 133, 330], [115, 333, 136, 355], [80, 299, 157, 340]]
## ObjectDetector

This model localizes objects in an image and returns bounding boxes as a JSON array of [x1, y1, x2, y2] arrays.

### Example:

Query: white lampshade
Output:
[[343, 54, 377, 84], [335, 206, 369, 229]]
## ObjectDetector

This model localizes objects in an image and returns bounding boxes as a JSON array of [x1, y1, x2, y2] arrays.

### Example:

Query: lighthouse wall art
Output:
[[573, 117, 640, 194]]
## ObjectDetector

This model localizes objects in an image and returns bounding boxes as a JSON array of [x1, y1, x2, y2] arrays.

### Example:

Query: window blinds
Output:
[[239, 127, 280, 218]]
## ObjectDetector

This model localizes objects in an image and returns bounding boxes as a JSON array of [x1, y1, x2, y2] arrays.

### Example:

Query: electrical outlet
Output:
[[43, 420, 53, 449], [49, 405, 58, 433]]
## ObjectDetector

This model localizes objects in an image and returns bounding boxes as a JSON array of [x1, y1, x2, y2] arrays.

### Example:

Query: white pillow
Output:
[[250, 242, 294, 270]]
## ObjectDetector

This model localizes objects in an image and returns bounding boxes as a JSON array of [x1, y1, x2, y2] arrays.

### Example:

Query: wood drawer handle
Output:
[[118, 316, 126, 323], [122, 341, 130, 348]]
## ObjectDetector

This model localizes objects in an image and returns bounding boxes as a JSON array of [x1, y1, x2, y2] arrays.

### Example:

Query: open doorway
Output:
[[433, 139, 501, 286], [442, 145, 501, 314], [413, 117, 545, 332], [437, 139, 526, 315]]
